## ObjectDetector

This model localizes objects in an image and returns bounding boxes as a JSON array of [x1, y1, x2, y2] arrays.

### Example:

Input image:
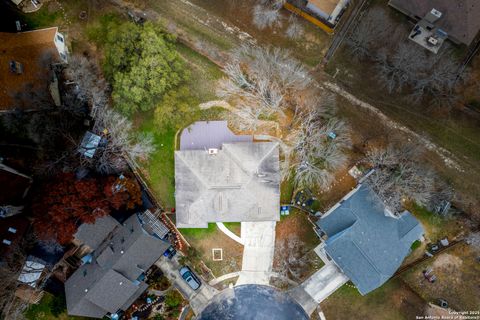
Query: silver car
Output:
[[179, 266, 201, 290]]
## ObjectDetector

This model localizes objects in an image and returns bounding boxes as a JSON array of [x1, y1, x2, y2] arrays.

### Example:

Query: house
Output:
[[10, 0, 43, 13], [0, 163, 32, 217], [284, 0, 350, 33], [174, 121, 280, 228], [305, 0, 350, 25], [0, 215, 30, 259], [316, 184, 424, 295], [389, 0, 480, 52], [65, 213, 171, 319], [0, 27, 68, 110]]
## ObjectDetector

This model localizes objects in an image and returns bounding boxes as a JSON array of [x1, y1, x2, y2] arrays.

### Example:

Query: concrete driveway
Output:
[[290, 263, 349, 315], [155, 256, 218, 315], [236, 221, 276, 285]]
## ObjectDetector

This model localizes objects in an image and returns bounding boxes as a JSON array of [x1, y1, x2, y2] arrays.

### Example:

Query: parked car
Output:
[[179, 266, 201, 290], [163, 246, 177, 260], [428, 244, 439, 252]]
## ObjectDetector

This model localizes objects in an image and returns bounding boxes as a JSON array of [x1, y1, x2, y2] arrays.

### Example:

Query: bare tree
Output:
[[346, 7, 403, 61], [65, 55, 110, 115], [84, 108, 155, 174], [252, 0, 285, 30], [217, 45, 311, 128], [274, 235, 321, 282], [289, 106, 351, 190], [347, 7, 465, 108], [365, 142, 452, 213], [218, 47, 350, 190], [466, 232, 480, 253], [0, 242, 29, 319], [285, 15, 304, 39]]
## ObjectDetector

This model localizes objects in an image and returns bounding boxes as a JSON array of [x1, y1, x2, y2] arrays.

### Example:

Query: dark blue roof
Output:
[[317, 184, 424, 295]]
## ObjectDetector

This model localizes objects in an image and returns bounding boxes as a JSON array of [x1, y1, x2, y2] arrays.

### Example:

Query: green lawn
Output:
[[179, 223, 218, 238], [24, 7, 61, 29], [180, 222, 241, 239], [135, 113, 177, 208], [280, 177, 295, 204], [24, 293, 89, 320], [406, 203, 461, 241], [134, 42, 225, 208]]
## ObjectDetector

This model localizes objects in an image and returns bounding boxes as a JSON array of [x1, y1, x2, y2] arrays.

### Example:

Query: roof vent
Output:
[[9, 61, 23, 75], [208, 148, 218, 155], [119, 281, 123, 285], [84, 289, 88, 292]]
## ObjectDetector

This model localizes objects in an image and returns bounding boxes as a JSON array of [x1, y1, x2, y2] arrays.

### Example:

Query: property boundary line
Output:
[[123, 154, 191, 249]]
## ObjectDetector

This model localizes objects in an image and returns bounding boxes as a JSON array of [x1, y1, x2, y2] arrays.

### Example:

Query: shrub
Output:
[[165, 289, 183, 309], [49, 294, 67, 317]]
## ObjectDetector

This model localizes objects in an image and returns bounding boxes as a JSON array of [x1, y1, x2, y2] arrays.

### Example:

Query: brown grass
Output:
[[401, 243, 480, 311]]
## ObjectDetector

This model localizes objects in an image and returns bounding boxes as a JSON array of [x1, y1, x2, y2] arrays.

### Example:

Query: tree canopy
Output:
[[103, 21, 188, 114], [32, 173, 142, 244], [154, 86, 199, 131]]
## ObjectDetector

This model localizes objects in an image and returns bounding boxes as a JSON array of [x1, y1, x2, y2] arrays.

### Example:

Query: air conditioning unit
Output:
[[430, 8, 442, 19], [428, 37, 439, 46], [208, 148, 218, 155]]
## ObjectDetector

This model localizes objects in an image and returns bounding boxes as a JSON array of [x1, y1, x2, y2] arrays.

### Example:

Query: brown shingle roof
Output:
[[389, 0, 480, 45], [0, 215, 30, 259], [308, 0, 340, 16], [0, 27, 60, 110]]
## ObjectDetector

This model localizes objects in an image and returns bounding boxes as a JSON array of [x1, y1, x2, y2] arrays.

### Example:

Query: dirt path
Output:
[[322, 82, 464, 172], [108, 0, 465, 174]]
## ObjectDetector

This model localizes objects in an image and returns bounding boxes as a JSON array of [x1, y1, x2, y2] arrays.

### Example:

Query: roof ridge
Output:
[[256, 141, 279, 169], [349, 239, 385, 278], [175, 151, 210, 189], [221, 143, 252, 176]]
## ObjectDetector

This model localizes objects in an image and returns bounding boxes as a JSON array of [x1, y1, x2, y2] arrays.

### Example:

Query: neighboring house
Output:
[[174, 121, 280, 228], [284, 0, 350, 33], [0, 27, 68, 110], [0, 163, 32, 218], [10, 0, 43, 13], [0, 215, 29, 259], [305, 0, 350, 25], [316, 184, 424, 295], [65, 213, 171, 319], [389, 0, 480, 53]]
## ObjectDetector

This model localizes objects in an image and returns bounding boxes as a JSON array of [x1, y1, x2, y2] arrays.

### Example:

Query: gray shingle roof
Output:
[[175, 141, 280, 228], [389, 0, 480, 45], [74, 215, 120, 251], [66, 214, 170, 318], [317, 184, 424, 295], [179, 120, 252, 151]]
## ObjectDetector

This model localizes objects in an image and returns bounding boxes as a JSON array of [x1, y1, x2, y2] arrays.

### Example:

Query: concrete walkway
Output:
[[216, 222, 244, 245], [209, 271, 241, 286], [236, 221, 276, 286]]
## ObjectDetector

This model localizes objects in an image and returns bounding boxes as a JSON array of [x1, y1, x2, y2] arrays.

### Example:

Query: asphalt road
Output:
[[198, 284, 309, 320]]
